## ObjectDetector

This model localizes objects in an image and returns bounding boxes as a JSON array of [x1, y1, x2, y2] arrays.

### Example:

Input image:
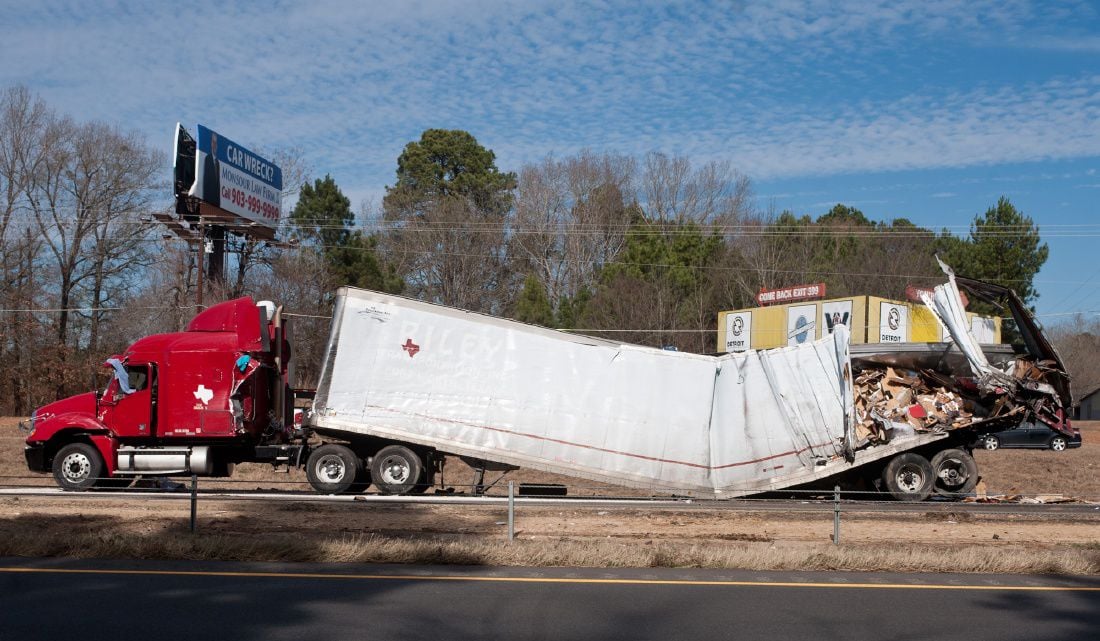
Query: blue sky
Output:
[[2, 0, 1098, 319]]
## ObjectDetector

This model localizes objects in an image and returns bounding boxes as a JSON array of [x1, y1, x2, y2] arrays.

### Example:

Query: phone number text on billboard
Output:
[[222, 186, 279, 221]]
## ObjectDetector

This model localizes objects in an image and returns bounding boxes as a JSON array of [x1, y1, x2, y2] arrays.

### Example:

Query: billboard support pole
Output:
[[207, 225, 225, 286], [196, 216, 205, 310]]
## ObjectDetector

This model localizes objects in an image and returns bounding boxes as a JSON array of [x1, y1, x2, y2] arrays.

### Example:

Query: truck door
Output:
[[99, 363, 155, 438]]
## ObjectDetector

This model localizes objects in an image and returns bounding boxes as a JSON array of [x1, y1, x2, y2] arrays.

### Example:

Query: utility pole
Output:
[[196, 217, 205, 309]]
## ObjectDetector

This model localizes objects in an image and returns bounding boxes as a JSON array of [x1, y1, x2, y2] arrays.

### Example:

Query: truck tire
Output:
[[881, 452, 934, 502], [371, 445, 424, 495], [52, 442, 104, 491], [306, 444, 362, 494], [930, 448, 978, 498]]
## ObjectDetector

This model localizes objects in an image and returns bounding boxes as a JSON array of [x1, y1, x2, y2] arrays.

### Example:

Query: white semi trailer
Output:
[[306, 265, 1073, 501]]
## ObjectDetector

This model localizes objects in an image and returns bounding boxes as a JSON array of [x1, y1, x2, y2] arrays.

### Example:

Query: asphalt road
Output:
[[1, 558, 1097, 641]]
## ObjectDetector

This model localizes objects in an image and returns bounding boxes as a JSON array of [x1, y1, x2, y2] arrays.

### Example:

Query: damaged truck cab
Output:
[[23, 298, 297, 490]]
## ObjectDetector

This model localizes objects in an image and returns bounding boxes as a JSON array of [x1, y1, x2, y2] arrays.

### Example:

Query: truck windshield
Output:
[[104, 358, 139, 394]]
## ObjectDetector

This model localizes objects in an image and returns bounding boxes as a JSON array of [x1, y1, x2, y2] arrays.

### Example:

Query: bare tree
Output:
[[22, 117, 163, 348], [0, 87, 56, 412], [249, 248, 339, 386], [1047, 317, 1100, 403], [640, 152, 752, 227], [383, 194, 510, 313], [511, 151, 636, 312]]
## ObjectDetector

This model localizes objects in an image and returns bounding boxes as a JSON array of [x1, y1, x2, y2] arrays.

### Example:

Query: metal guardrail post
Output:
[[507, 480, 515, 542], [833, 485, 840, 545], [190, 475, 198, 534]]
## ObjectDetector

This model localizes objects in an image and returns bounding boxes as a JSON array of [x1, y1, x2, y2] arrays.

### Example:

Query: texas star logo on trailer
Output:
[[402, 338, 420, 357]]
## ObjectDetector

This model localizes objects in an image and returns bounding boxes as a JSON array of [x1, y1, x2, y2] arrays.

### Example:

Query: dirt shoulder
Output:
[[3, 418, 1098, 573]]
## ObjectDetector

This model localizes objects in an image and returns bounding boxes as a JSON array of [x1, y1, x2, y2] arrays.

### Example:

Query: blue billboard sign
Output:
[[188, 124, 283, 229]]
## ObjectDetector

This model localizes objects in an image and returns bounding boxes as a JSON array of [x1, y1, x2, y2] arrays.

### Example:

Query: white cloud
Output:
[[0, 0, 1097, 198]]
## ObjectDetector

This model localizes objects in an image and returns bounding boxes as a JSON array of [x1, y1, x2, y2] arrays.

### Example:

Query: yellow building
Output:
[[717, 295, 1001, 352]]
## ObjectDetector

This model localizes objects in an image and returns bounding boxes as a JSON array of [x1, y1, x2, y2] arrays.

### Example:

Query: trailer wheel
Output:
[[930, 448, 978, 498], [306, 444, 361, 494], [52, 443, 104, 491], [371, 445, 424, 495], [881, 453, 934, 501]]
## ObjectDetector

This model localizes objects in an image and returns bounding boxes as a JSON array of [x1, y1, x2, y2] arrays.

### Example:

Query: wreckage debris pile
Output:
[[853, 367, 974, 444]]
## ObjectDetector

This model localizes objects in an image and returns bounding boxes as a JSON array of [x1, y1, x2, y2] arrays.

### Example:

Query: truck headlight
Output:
[[19, 410, 36, 434]]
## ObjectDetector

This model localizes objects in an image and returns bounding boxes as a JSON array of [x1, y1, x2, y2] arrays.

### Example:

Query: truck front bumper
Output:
[[24, 443, 47, 473]]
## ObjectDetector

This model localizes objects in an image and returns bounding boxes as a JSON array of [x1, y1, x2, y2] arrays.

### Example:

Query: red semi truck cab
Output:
[[23, 297, 297, 490]]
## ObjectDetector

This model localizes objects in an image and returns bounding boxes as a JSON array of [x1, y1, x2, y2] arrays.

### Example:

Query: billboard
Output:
[[821, 299, 853, 335], [786, 304, 817, 346], [724, 311, 752, 352], [187, 124, 282, 229], [879, 301, 908, 343]]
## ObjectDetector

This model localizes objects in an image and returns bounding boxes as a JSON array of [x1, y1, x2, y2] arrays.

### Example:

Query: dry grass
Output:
[[0, 515, 1096, 575]]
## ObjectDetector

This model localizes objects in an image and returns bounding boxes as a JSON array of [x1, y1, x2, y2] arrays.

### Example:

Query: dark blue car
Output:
[[978, 422, 1082, 451]]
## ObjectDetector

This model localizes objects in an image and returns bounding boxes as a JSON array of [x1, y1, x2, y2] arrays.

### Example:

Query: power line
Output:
[[0, 208, 1088, 236], [9, 229, 1090, 284]]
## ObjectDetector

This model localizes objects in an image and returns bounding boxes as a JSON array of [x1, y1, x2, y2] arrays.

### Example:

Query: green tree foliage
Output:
[[384, 128, 517, 216], [940, 196, 1048, 306], [555, 288, 593, 330], [326, 232, 404, 293], [290, 175, 354, 248], [585, 211, 725, 351], [290, 175, 401, 293], [513, 274, 555, 327], [603, 212, 724, 296]]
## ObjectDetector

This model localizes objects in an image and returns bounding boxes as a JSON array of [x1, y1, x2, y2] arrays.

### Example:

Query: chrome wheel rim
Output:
[[937, 458, 969, 488], [379, 456, 411, 485], [60, 452, 92, 483], [315, 454, 346, 483], [896, 464, 925, 493]]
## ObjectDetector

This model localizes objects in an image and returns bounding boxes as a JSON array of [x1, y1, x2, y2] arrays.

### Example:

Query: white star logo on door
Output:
[[193, 384, 214, 405]]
